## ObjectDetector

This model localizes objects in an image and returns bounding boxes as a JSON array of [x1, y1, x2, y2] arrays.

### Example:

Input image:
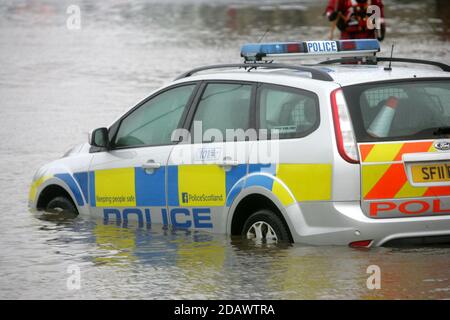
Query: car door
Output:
[[249, 83, 330, 208], [88, 83, 199, 226], [167, 81, 256, 233]]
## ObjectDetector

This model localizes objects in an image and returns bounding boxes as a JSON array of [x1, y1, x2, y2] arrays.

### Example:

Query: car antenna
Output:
[[257, 28, 270, 43], [384, 44, 394, 71], [245, 28, 272, 66]]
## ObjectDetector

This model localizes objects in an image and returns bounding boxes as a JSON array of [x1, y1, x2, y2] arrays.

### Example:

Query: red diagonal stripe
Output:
[[424, 186, 450, 197], [393, 141, 433, 161], [359, 144, 375, 162], [365, 164, 407, 199]]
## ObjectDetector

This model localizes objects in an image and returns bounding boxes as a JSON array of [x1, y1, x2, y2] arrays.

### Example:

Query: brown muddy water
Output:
[[0, 0, 450, 299]]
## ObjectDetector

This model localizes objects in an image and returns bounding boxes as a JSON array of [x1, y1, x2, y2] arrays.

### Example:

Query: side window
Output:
[[258, 85, 319, 139], [192, 83, 252, 142], [114, 84, 196, 148]]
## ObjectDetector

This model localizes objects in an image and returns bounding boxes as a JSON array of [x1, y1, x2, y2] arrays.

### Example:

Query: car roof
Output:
[[174, 63, 450, 88], [322, 64, 450, 86]]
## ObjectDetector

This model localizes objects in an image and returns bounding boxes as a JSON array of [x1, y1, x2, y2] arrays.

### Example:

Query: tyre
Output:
[[46, 196, 78, 215], [242, 209, 290, 243]]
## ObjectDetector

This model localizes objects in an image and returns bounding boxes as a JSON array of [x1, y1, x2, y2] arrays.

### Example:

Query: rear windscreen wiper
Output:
[[433, 127, 450, 135]]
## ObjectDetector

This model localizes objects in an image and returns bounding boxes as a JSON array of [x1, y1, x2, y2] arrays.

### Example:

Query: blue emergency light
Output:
[[240, 39, 380, 61]]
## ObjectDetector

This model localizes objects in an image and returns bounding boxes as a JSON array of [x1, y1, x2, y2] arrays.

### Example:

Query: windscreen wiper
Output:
[[433, 127, 450, 135]]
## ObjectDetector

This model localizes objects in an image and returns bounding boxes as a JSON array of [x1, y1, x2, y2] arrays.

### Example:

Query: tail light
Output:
[[330, 88, 359, 164]]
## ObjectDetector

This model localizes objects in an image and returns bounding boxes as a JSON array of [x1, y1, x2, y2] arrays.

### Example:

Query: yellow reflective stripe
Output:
[[394, 181, 428, 198], [29, 175, 52, 201], [178, 164, 225, 207], [95, 168, 136, 207], [362, 164, 390, 197], [275, 164, 332, 201], [428, 143, 437, 152], [272, 180, 295, 206], [363, 143, 403, 163]]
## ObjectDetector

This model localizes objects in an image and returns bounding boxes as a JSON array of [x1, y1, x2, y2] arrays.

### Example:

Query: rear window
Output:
[[343, 79, 450, 142]]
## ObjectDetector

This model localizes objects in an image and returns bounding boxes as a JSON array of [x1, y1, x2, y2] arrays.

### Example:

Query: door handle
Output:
[[218, 157, 238, 167], [142, 160, 161, 171]]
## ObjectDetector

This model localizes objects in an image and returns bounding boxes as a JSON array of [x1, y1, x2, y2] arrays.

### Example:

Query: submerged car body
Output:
[[29, 40, 450, 247]]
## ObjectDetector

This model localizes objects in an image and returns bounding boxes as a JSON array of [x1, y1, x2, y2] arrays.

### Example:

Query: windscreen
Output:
[[343, 79, 450, 142]]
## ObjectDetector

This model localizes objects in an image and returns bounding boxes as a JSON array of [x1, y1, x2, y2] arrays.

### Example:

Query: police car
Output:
[[29, 39, 450, 247]]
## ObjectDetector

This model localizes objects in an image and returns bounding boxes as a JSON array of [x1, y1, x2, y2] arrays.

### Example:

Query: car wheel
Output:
[[242, 209, 290, 243], [46, 196, 78, 215]]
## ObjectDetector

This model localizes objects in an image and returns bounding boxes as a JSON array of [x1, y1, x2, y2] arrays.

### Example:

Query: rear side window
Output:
[[343, 80, 450, 142], [258, 84, 319, 139], [192, 83, 252, 142]]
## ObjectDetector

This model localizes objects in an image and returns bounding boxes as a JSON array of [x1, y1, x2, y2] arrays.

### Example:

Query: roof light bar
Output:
[[241, 39, 380, 61]]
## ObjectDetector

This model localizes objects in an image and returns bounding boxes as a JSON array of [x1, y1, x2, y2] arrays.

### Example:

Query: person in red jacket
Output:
[[325, 0, 385, 41]]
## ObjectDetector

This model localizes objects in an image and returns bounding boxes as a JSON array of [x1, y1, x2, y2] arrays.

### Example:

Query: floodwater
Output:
[[1, 0, 450, 299]]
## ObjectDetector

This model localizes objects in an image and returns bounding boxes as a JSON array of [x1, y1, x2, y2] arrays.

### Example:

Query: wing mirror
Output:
[[89, 127, 110, 149]]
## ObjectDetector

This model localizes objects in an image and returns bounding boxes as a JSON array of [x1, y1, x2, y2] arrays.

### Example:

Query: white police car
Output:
[[29, 39, 450, 247]]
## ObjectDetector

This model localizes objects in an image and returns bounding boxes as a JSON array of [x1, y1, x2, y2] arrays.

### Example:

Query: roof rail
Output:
[[319, 57, 450, 72], [175, 63, 334, 82]]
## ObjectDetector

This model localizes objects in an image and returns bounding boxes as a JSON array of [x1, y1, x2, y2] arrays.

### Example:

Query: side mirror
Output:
[[90, 127, 110, 149]]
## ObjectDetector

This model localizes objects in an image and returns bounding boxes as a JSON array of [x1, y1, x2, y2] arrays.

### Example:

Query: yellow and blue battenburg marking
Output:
[[88, 167, 166, 207], [238, 163, 332, 206], [43, 162, 332, 224], [168, 164, 247, 207]]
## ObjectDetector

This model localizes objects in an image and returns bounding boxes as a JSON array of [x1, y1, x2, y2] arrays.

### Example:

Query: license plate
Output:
[[411, 163, 450, 183]]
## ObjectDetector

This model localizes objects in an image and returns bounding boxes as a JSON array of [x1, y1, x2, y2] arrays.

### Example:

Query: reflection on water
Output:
[[5, 211, 445, 299], [0, 0, 449, 299]]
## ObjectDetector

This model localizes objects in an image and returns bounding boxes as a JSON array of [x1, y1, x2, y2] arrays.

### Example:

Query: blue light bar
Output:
[[240, 39, 380, 61]]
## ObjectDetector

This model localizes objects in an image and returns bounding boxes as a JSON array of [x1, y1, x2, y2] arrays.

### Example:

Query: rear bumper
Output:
[[287, 201, 450, 247]]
